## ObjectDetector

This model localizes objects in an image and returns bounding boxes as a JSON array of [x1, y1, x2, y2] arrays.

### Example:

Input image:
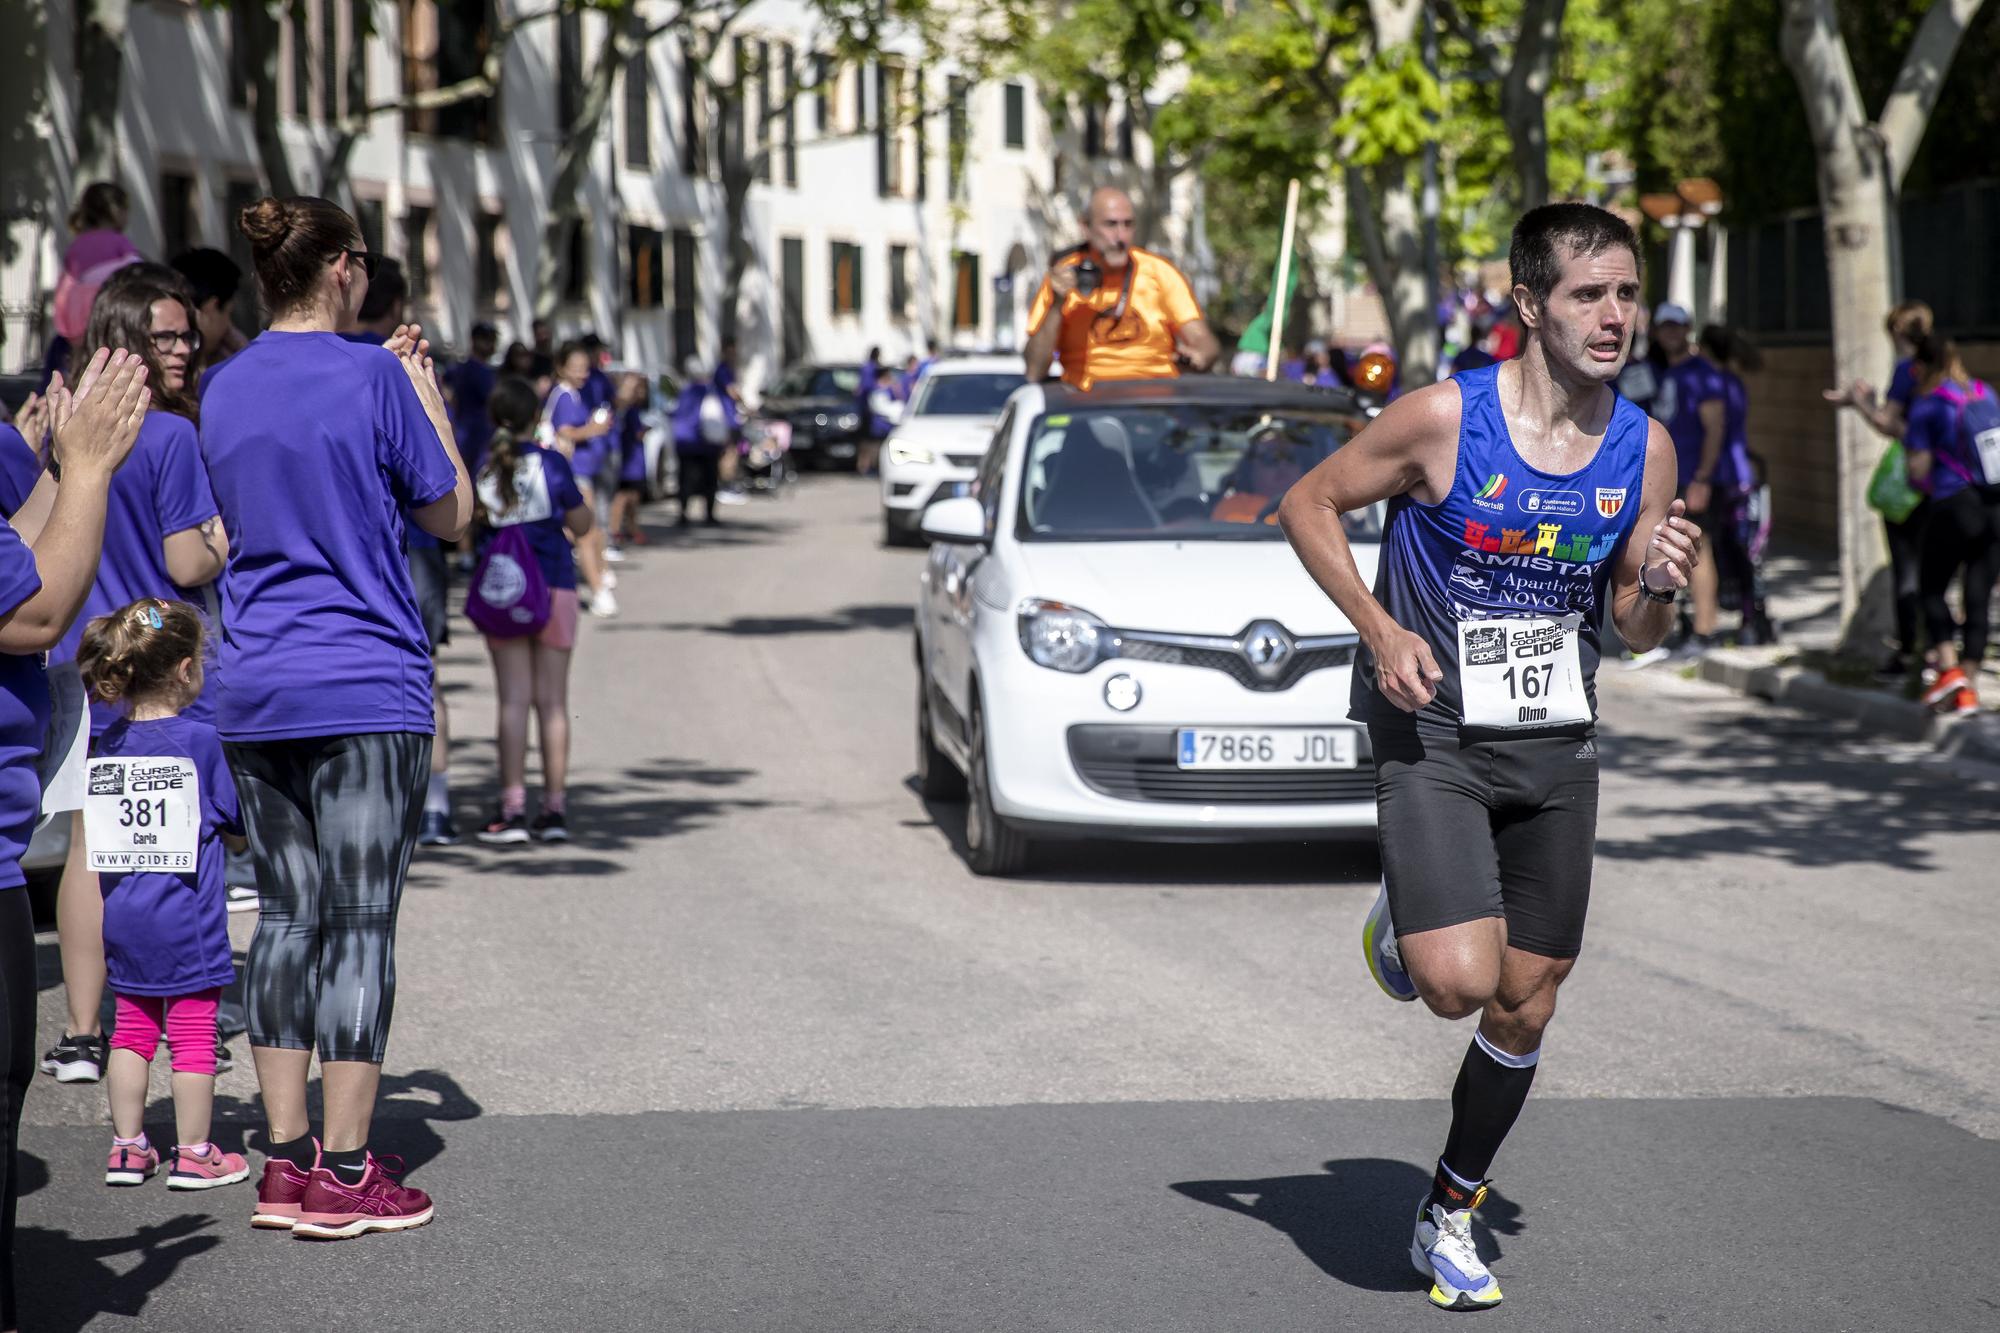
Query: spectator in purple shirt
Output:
[[1650, 303, 1727, 653], [36, 265, 231, 1094], [200, 194, 470, 1238]]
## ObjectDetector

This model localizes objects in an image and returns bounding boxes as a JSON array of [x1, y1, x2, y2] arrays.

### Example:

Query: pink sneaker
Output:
[[169, 1143, 251, 1191], [105, 1141, 160, 1187], [251, 1153, 317, 1230], [292, 1155, 434, 1240]]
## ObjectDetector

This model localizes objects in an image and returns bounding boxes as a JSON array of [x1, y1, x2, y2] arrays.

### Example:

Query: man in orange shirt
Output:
[[1025, 187, 1220, 389]]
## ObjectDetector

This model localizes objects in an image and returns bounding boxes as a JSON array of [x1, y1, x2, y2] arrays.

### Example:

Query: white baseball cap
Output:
[[1652, 302, 1691, 327]]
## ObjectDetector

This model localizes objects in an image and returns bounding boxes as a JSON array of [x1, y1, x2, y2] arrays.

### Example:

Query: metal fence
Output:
[[1727, 179, 2000, 341]]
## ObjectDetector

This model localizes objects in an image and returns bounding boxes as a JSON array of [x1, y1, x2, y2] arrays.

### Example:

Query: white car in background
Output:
[[879, 356, 1028, 545], [913, 376, 1381, 875]]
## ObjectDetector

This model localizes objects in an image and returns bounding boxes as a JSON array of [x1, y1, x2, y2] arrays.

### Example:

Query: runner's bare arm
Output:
[[396, 334, 475, 543], [1278, 382, 1461, 712], [162, 515, 229, 587], [1611, 421, 1700, 654]]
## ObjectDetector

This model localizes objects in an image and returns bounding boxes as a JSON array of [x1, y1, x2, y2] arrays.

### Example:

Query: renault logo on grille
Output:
[[1240, 621, 1295, 680]]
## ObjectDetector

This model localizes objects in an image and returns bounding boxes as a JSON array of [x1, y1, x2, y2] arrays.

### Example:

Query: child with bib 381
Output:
[[77, 598, 249, 1190]]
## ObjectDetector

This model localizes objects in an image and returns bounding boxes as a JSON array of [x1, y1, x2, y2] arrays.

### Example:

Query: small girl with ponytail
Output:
[[77, 598, 249, 1191]]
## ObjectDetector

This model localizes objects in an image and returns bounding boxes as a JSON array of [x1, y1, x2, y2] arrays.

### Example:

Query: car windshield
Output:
[[1015, 405, 1378, 542], [912, 373, 1024, 418], [808, 368, 860, 396]]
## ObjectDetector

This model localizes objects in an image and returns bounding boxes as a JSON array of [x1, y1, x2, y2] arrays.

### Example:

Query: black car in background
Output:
[[762, 362, 864, 469]]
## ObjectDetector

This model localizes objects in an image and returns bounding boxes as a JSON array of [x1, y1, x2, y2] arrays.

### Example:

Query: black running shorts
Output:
[[1369, 719, 1600, 959]]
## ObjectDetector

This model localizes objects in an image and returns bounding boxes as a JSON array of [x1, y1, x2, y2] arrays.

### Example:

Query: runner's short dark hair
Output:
[[169, 247, 243, 309], [1509, 203, 1641, 307]]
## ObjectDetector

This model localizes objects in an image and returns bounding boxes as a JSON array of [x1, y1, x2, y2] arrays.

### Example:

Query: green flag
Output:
[[1236, 246, 1300, 357]]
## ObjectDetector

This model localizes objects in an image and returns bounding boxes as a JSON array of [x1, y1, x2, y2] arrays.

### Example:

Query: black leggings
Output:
[[1919, 488, 2000, 665], [0, 890, 34, 1331], [677, 450, 719, 519], [228, 733, 430, 1064], [1885, 502, 1930, 656]]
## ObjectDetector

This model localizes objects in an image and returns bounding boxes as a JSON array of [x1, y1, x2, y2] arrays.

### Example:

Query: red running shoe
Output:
[[1923, 666, 1969, 709], [252, 1154, 316, 1229], [292, 1155, 434, 1240]]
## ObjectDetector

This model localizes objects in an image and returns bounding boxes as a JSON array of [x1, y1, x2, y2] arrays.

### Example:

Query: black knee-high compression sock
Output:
[[1432, 1030, 1539, 1209]]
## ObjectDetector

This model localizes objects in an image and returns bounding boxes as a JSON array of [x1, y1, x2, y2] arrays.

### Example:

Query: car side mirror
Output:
[[920, 495, 987, 545]]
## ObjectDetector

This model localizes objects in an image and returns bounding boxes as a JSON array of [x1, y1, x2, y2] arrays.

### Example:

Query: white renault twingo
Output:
[[914, 377, 1382, 874]]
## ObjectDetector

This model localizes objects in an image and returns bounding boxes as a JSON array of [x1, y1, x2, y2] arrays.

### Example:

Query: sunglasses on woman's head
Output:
[[342, 249, 380, 279]]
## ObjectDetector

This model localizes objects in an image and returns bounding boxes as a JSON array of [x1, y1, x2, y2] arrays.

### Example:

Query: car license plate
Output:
[[1175, 728, 1358, 770]]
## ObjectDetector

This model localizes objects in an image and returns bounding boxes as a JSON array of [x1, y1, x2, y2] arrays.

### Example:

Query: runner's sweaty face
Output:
[[1526, 244, 1639, 385]]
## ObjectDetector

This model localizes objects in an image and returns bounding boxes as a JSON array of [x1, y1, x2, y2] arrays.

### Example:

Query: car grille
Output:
[[1067, 726, 1377, 805], [1116, 634, 1357, 692]]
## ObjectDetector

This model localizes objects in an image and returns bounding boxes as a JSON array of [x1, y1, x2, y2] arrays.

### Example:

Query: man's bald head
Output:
[[1083, 187, 1137, 268]]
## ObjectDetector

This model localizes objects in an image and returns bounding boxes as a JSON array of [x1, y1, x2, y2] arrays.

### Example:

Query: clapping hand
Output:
[[49, 348, 150, 478]]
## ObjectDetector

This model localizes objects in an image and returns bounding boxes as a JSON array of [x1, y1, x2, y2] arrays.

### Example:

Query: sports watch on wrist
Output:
[[1639, 565, 1676, 604]]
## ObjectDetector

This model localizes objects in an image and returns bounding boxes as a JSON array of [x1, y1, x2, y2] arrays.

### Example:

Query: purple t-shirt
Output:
[[1905, 381, 1998, 502], [1658, 354, 1728, 487], [0, 424, 43, 517], [478, 445, 586, 590], [0, 523, 46, 891], [1716, 371, 1754, 493], [200, 331, 457, 741], [618, 407, 649, 484], [546, 383, 606, 480], [50, 412, 221, 732], [1886, 358, 1917, 412], [94, 715, 240, 996]]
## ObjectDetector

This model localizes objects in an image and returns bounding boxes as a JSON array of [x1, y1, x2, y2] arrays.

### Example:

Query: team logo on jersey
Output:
[[1472, 473, 1510, 511], [1595, 487, 1628, 519]]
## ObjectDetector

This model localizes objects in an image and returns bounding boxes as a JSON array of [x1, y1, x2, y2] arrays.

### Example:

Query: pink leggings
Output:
[[110, 990, 221, 1075]]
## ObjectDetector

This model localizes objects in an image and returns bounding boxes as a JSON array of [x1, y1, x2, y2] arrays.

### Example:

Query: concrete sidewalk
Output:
[[1630, 543, 2000, 767]]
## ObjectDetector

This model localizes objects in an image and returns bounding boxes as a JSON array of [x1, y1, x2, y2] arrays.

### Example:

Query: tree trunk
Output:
[[533, 7, 637, 322], [1347, 164, 1439, 386], [72, 0, 131, 187], [1500, 0, 1565, 212], [1781, 0, 1988, 648], [242, 2, 298, 198]]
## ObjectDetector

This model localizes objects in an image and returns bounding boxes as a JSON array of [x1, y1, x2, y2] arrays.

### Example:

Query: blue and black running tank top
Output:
[[1351, 363, 1648, 732]]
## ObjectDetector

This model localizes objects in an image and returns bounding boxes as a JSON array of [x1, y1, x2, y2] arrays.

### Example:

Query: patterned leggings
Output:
[[227, 733, 430, 1064]]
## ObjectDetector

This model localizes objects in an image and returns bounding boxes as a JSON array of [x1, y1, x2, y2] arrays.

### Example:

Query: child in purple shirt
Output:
[[78, 599, 251, 1192]]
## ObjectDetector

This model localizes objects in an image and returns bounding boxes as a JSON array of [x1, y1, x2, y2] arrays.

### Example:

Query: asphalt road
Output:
[[19, 475, 2000, 1331]]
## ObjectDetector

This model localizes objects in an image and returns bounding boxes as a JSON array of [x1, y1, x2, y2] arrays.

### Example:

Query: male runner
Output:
[[1278, 203, 1702, 1311]]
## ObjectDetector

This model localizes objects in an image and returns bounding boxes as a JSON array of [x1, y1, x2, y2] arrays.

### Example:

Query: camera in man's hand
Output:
[[1074, 258, 1103, 294]]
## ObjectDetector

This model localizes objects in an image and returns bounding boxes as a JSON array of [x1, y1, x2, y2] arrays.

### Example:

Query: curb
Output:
[[1692, 648, 2000, 766]]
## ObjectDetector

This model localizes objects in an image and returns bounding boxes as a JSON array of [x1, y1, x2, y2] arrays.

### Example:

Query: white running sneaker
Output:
[[603, 568, 619, 589], [1412, 1188, 1502, 1311], [604, 545, 627, 564], [1362, 880, 1417, 1002], [590, 587, 620, 618], [225, 884, 261, 914]]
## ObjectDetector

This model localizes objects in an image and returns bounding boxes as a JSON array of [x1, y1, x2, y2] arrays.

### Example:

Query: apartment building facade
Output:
[[4, 0, 1214, 395]]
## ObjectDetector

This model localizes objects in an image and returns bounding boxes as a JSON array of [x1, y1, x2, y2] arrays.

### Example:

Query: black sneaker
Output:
[[215, 1037, 234, 1075], [41, 1033, 108, 1083], [476, 811, 530, 845], [531, 811, 569, 844], [417, 810, 460, 847]]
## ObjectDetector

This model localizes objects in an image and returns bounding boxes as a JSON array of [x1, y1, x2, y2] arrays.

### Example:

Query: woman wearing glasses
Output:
[[200, 196, 470, 1239], [37, 263, 231, 1092]]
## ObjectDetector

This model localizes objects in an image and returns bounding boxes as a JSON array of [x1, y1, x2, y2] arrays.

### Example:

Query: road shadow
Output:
[[615, 603, 915, 638], [632, 513, 789, 548], [408, 756, 772, 882], [15, 1205, 221, 1333], [905, 779, 1379, 886], [1596, 713, 2000, 871], [1171, 1159, 1521, 1294]]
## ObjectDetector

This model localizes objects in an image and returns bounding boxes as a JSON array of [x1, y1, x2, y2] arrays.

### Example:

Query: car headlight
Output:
[[834, 412, 861, 432], [1017, 599, 1114, 673], [888, 439, 935, 468]]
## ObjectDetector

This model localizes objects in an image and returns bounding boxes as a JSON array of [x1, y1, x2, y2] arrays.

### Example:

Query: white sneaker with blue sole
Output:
[[1412, 1189, 1503, 1311], [1362, 880, 1418, 1002]]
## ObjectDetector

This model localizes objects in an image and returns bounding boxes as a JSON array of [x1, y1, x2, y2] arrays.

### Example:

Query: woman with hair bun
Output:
[[37, 261, 232, 1092], [200, 195, 470, 1240]]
